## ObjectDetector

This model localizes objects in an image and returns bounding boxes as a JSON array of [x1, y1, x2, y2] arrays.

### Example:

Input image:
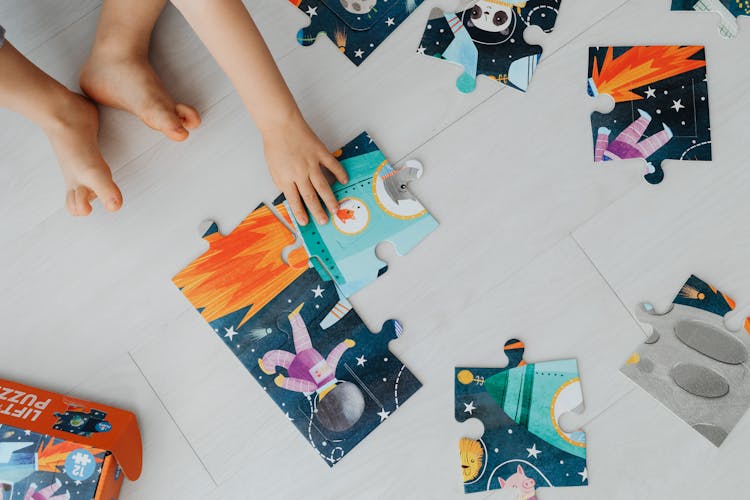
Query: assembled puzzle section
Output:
[[455, 340, 587, 496], [287, 131, 438, 298], [588, 46, 712, 184], [671, 0, 749, 38], [0, 378, 142, 500], [291, 0, 425, 65], [417, 1, 563, 93], [623, 275, 750, 447], [173, 202, 422, 466]]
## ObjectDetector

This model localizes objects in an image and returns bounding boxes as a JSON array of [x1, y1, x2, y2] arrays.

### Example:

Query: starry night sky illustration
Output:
[[0, 429, 103, 499], [419, 0, 562, 92], [673, 275, 735, 316], [589, 46, 712, 184], [455, 365, 587, 494], [295, 0, 425, 65], [206, 266, 421, 467]]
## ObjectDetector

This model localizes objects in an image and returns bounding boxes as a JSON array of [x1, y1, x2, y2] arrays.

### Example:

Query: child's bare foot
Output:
[[43, 91, 123, 217], [80, 47, 201, 142]]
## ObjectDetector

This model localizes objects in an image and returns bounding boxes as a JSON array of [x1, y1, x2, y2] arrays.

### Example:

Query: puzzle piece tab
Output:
[[292, 0, 425, 65], [588, 46, 712, 184], [287, 131, 438, 298], [417, 1, 563, 93], [623, 275, 750, 446], [455, 339, 587, 495], [671, 0, 749, 38], [173, 202, 421, 466]]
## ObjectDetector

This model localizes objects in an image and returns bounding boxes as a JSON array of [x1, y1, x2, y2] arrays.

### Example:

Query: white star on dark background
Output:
[[671, 99, 685, 112], [578, 467, 588, 482], [354, 49, 364, 58], [356, 355, 367, 366], [526, 443, 541, 458], [644, 86, 656, 98], [306, 6, 317, 16], [224, 326, 238, 341], [463, 401, 476, 415], [416, 45, 426, 55], [311, 285, 324, 298], [385, 17, 395, 26], [377, 409, 390, 421]]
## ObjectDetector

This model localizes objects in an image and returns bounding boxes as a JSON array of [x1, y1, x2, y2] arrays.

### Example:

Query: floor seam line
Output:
[[127, 352, 220, 487]]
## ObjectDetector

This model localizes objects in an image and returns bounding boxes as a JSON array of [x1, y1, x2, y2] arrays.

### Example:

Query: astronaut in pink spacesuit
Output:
[[258, 303, 355, 398], [595, 109, 674, 172]]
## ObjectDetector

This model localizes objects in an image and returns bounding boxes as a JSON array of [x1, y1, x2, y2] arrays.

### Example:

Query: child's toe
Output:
[[176, 103, 201, 130], [84, 168, 123, 212], [74, 186, 94, 216]]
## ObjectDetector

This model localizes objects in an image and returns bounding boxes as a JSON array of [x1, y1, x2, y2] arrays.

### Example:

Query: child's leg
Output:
[[0, 39, 122, 216], [635, 124, 674, 159], [614, 109, 652, 146], [80, 0, 201, 142], [594, 127, 611, 162]]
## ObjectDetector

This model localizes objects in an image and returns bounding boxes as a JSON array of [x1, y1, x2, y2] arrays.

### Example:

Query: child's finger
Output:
[[284, 185, 309, 226], [321, 154, 348, 185], [297, 179, 329, 225], [311, 172, 339, 216]]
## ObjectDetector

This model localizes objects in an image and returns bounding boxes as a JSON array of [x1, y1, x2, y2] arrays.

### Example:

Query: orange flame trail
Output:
[[591, 46, 706, 103], [37, 441, 102, 472], [174, 204, 308, 327]]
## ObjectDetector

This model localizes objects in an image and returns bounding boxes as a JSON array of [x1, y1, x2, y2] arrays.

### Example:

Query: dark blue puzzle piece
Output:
[[292, 0, 425, 65], [418, 1, 563, 93], [242, 266, 421, 466], [588, 46, 712, 184], [455, 339, 587, 495]]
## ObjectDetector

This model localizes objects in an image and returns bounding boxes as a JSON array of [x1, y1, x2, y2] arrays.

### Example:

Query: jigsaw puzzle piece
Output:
[[455, 339, 587, 495], [174, 205, 421, 466], [292, 0, 425, 65], [671, 0, 749, 38], [287, 131, 438, 298], [623, 275, 750, 446], [588, 46, 712, 184], [417, 1, 563, 93], [173, 202, 312, 360], [242, 266, 421, 466]]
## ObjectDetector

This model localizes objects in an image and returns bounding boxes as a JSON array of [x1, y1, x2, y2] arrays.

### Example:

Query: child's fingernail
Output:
[[318, 217, 327, 225], [106, 198, 120, 210]]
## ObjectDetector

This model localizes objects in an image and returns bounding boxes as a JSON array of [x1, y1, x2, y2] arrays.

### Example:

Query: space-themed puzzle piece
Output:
[[671, 0, 749, 38], [455, 339, 588, 495], [588, 46, 712, 184], [286, 131, 438, 298], [416, 0, 563, 93], [173, 202, 421, 466], [290, 0, 425, 65], [622, 275, 750, 447]]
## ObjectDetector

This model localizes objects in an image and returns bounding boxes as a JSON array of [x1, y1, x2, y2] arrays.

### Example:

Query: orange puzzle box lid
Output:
[[0, 378, 142, 500]]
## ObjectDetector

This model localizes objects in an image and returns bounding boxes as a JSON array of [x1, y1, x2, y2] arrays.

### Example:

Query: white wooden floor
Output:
[[1, 0, 749, 498]]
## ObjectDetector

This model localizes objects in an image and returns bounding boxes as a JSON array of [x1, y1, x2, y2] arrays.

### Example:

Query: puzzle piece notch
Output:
[[418, 0, 563, 94], [624, 274, 750, 446], [293, 0, 426, 65], [671, 0, 749, 38], [587, 46, 712, 184], [286, 131, 438, 298], [455, 339, 587, 495]]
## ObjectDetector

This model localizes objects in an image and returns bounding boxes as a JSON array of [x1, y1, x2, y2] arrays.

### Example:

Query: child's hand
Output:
[[263, 116, 348, 226]]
